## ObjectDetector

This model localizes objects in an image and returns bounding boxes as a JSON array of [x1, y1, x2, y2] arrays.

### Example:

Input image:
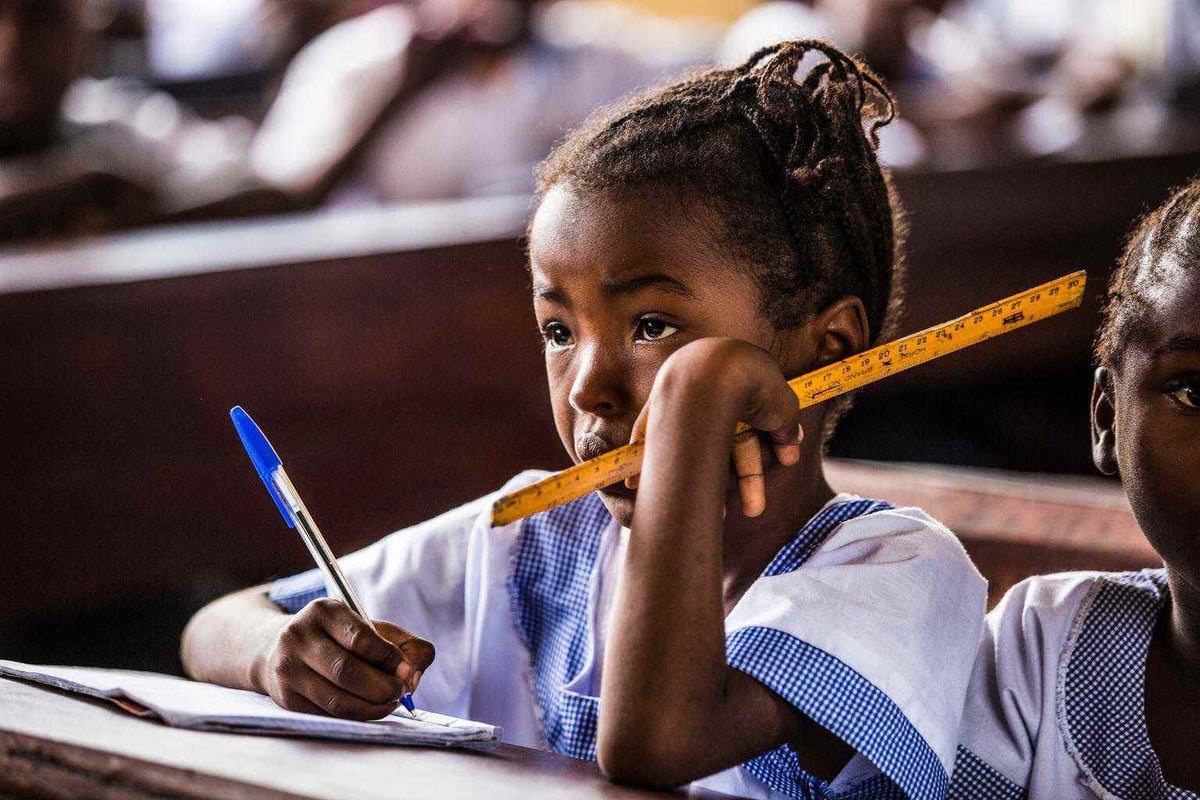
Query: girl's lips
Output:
[[598, 480, 635, 499], [574, 430, 626, 462], [575, 430, 637, 499]]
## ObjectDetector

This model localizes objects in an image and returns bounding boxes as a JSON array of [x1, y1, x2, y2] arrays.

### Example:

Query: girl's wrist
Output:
[[247, 613, 289, 693]]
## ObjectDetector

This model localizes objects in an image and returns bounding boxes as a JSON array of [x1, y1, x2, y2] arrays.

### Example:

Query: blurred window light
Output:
[[145, 0, 270, 80], [716, 2, 846, 67], [133, 92, 182, 141], [967, 0, 1169, 69]]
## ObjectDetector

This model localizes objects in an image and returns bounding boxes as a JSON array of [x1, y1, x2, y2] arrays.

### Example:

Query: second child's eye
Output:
[[1170, 384, 1200, 409], [543, 322, 574, 350], [634, 318, 678, 343]]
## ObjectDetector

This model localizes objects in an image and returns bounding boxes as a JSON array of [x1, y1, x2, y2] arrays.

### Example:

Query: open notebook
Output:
[[0, 660, 500, 750]]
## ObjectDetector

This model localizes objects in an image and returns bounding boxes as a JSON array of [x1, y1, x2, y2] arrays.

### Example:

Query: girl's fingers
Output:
[[732, 430, 766, 518], [625, 403, 652, 490], [305, 634, 406, 705], [276, 687, 332, 717], [293, 664, 401, 721], [375, 620, 436, 694], [770, 422, 804, 467], [310, 599, 405, 674]]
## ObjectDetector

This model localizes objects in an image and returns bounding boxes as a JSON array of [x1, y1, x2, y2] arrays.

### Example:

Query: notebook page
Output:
[[0, 661, 499, 748]]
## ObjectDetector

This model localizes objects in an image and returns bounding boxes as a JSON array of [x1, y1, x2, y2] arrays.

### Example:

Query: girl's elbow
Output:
[[597, 734, 696, 789]]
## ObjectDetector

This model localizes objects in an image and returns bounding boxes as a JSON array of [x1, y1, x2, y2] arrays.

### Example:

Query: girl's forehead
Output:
[[1122, 261, 1200, 365], [529, 183, 751, 292], [1139, 260, 1200, 322]]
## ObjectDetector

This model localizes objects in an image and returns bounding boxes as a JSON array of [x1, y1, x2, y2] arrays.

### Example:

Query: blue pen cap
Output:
[[230, 406, 294, 528]]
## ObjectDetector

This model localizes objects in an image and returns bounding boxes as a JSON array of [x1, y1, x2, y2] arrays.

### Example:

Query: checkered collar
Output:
[[1058, 569, 1198, 800]]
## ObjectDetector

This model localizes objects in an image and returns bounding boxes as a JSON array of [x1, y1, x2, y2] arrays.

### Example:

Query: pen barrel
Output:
[[272, 468, 378, 634]]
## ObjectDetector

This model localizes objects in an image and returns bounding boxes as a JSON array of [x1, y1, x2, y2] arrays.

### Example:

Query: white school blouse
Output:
[[949, 570, 1193, 800], [271, 471, 986, 800]]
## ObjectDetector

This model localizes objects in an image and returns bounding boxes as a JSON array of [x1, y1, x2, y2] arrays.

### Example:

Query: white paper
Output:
[[0, 660, 499, 749]]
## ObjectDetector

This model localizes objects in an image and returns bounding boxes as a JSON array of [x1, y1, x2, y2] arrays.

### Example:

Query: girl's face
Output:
[[1094, 262, 1200, 583], [528, 184, 779, 526]]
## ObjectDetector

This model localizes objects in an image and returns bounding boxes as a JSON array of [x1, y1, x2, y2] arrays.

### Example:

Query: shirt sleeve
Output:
[[266, 470, 546, 718], [723, 506, 988, 800], [949, 573, 1098, 800]]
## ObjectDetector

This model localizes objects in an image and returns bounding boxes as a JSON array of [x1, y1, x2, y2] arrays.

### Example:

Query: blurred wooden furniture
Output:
[[1, 197, 553, 670], [826, 460, 1159, 606], [0, 677, 732, 800]]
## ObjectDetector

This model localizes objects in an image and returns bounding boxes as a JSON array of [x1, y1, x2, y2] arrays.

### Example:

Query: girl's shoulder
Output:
[[987, 569, 1166, 639], [955, 569, 1170, 799], [815, 493, 984, 585]]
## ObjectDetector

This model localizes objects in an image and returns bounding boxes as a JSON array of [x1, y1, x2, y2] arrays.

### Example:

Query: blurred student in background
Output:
[[253, 0, 716, 204]]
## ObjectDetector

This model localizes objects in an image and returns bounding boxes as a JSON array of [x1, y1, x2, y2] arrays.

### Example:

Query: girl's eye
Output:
[[635, 318, 678, 343], [1170, 384, 1200, 409], [543, 322, 574, 350]]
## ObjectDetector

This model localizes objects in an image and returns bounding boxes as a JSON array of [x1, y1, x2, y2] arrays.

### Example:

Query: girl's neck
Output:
[[1163, 566, 1200, 672], [720, 448, 835, 614]]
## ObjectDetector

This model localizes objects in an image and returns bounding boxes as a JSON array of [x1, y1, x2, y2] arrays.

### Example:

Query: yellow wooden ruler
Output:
[[490, 270, 1087, 527]]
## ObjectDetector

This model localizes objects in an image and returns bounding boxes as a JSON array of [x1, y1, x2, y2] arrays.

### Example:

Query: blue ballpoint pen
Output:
[[230, 406, 418, 717]]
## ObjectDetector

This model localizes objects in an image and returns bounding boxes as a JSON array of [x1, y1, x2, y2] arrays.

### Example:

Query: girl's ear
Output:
[[1091, 367, 1119, 476], [775, 296, 870, 379]]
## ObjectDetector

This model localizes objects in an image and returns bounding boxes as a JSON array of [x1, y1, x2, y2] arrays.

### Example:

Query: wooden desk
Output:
[[0, 677, 731, 800], [827, 459, 1160, 605]]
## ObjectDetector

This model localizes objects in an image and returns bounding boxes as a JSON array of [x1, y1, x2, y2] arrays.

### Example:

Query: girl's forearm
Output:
[[598, 381, 741, 783], [180, 585, 288, 691]]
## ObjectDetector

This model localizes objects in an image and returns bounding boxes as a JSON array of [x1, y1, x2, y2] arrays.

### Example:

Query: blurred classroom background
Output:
[[2, 0, 1197, 674]]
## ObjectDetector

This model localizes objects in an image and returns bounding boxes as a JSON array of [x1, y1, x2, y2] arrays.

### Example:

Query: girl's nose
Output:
[[568, 343, 630, 418]]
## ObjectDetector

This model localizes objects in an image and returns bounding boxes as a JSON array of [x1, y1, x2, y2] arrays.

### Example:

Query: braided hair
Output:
[[535, 39, 904, 348], [1097, 176, 1200, 370]]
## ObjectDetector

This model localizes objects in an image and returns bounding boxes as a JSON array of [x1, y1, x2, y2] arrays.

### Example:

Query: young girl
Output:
[[949, 177, 1200, 799], [183, 41, 985, 800]]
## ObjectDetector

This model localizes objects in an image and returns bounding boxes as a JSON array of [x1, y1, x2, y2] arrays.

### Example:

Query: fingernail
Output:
[[396, 661, 412, 681], [411, 669, 423, 693], [738, 476, 766, 517], [796, 423, 804, 443], [742, 494, 765, 517], [625, 474, 639, 489]]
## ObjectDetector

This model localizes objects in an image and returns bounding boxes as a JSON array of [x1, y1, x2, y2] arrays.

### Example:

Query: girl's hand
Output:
[[251, 598, 435, 721], [626, 338, 804, 517]]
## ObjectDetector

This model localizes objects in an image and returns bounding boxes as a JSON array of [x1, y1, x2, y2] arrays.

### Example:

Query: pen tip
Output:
[[400, 693, 416, 717]]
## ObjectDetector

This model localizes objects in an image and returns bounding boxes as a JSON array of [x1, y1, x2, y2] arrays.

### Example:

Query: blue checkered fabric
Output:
[[507, 491, 611, 759], [727, 626, 940, 800], [764, 499, 894, 577], [838, 772, 911, 800], [509, 494, 925, 800], [269, 568, 328, 613], [1060, 569, 1196, 800], [947, 746, 1026, 800]]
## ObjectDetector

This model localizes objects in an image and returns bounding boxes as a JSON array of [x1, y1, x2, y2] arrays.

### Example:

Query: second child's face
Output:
[[528, 184, 778, 526], [1095, 263, 1200, 582]]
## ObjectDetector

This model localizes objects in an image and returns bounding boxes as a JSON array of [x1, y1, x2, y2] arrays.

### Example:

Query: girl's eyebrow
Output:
[[601, 273, 694, 298], [1151, 332, 1200, 358], [533, 283, 568, 306], [532, 273, 695, 305]]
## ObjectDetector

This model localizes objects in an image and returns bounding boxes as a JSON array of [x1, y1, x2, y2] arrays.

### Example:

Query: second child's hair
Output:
[[1097, 176, 1200, 370], [536, 39, 905, 348]]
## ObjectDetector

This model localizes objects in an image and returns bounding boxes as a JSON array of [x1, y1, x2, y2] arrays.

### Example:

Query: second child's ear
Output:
[[1091, 367, 1119, 476]]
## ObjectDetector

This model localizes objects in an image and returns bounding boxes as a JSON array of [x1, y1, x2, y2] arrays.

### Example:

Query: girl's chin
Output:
[[596, 487, 635, 528]]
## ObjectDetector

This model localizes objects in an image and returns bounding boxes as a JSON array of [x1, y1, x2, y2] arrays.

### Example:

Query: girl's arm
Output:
[[597, 338, 851, 787], [181, 585, 433, 720]]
